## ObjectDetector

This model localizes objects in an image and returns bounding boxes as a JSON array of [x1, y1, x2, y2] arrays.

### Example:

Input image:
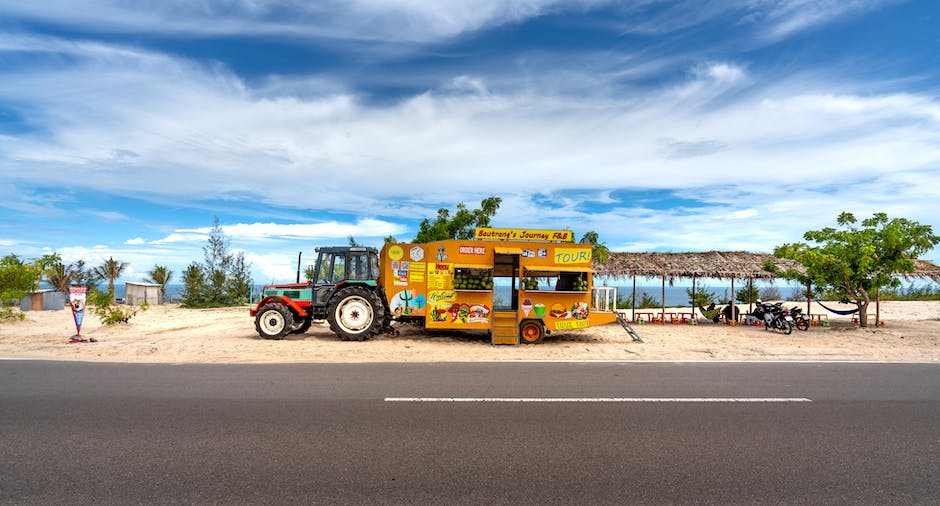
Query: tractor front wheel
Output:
[[327, 286, 385, 341], [255, 303, 293, 340]]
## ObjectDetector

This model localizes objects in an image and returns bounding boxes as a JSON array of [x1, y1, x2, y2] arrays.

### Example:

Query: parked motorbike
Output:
[[789, 306, 810, 331], [757, 302, 793, 335]]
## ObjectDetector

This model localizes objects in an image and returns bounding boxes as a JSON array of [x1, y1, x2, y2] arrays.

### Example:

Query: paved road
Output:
[[2, 361, 939, 504]]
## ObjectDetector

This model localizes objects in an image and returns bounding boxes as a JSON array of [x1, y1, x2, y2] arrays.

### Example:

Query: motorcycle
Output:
[[789, 306, 810, 331], [757, 302, 793, 335]]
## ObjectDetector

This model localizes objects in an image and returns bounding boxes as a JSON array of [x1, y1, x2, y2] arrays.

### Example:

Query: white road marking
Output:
[[385, 397, 812, 403]]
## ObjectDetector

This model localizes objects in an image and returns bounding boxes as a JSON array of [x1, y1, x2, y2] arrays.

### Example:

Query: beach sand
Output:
[[1, 301, 938, 363]]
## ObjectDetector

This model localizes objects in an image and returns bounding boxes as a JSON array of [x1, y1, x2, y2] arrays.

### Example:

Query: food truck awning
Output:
[[494, 247, 523, 255]]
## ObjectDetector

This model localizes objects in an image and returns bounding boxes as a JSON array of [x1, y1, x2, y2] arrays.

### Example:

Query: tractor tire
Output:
[[255, 303, 294, 340], [291, 316, 313, 334], [519, 320, 545, 344], [327, 286, 385, 341]]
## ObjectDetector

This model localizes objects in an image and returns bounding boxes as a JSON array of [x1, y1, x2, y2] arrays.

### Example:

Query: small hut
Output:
[[19, 289, 67, 311], [125, 282, 162, 306]]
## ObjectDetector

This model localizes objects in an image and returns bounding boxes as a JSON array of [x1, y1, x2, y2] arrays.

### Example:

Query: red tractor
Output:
[[250, 246, 391, 341]]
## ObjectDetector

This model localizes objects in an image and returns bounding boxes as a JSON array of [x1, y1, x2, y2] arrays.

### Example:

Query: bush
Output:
[[617, 294, 634, 308], [0, 304, 25, 322], [88, 289, 147, 325], [638, 292, 660, 308]]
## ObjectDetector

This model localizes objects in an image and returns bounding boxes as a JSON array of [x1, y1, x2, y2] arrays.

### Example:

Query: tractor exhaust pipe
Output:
[[296, 251, 302, 283]]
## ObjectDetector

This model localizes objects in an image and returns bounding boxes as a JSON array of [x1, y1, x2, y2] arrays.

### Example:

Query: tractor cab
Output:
[[308, 246, 380, 306], [251, 246, 387, 341]]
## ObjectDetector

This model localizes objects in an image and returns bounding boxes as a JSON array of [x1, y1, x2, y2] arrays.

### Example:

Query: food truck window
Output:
[[524, 269, 589, 292]]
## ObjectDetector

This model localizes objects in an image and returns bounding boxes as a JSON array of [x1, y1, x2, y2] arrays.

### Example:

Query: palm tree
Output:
[[145, 265, 173, 304], [44, 262, 73, 293], [93, 256, 128, 303]]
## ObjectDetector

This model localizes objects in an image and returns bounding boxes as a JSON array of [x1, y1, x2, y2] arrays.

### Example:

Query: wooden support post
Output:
[[632, 275, 637, 323]]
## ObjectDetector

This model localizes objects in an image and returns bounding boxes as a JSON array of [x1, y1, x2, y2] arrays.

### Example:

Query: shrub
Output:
[[88, 289, 147, 325]]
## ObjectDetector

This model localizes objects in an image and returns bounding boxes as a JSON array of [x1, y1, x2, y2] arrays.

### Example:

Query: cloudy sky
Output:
[[1, 0, 938, 283]]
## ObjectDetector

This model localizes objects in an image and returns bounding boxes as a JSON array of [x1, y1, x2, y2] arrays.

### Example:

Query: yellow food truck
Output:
[[380, 228, 619, 344]]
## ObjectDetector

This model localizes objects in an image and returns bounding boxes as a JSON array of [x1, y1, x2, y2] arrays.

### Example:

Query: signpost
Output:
[[68, 286, 88, 343]]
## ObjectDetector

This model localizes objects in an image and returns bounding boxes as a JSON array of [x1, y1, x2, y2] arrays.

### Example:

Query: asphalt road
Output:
[[1, 360, 939, 505]]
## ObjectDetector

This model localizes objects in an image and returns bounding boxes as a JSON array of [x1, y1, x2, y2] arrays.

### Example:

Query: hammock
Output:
[[816, 300, 860, 315], [697, 305, 721, 322]]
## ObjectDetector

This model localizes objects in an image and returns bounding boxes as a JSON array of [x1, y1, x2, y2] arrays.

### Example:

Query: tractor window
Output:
[[370, 253, 380, 280], [315, 254, 333, 284], [348, 253, 371, 280], [329, 255, 346, 283]]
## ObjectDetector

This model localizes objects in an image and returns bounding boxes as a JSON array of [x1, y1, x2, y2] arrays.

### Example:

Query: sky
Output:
[[1, 0, 939, 285]]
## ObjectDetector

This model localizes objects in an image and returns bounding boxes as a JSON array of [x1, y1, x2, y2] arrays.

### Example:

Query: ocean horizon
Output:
[[101, 282, 800, 307]]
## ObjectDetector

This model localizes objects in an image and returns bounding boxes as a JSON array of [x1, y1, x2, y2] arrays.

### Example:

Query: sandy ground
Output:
[[1, 301, 938, 363]]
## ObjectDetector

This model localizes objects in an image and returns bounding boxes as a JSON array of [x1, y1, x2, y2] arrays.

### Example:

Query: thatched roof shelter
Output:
[[595, 251, 805, 281], [596, 251, 939, 324], [596, 251, 940, 283]]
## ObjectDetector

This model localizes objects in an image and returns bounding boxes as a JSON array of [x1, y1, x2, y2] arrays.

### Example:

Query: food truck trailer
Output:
[[381, 228, 619, 344]]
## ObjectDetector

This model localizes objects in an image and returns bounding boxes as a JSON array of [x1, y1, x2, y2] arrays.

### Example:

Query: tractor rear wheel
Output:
[[327, 286, 385, 341], [255, 303, 293, 340]]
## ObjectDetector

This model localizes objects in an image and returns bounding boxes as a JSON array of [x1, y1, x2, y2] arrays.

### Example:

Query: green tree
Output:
[[203, 217, 232, 304], [735, 283, 760, 304], [771, 212, 940, 327], [384, 235, 398, 245], [181, 217, 254, 307], [687, 284, 715, 307], [580, 230, 609, 264], [0, 254, 42, 319], [303, 264, 317, 283], [70, 260, 100, 290], [414, 197, 501, 243], [93, 256, 128, 304], [227, 252, 252, 305], [638, 292, 660, 309], [180, 262, 208, 307], [42, 254, 73, 293], [145, 265, 173, 304]]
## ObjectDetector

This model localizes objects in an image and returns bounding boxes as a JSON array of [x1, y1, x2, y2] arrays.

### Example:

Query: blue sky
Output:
[[1, 0, 939, 284]]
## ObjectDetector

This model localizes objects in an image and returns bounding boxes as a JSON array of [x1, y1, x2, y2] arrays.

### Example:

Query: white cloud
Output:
[[172, 219, 406, 242], [124, 237, 145, 245], [150, 233, 208, 245], [759, 0, 894, 40], [0, 1, 607, 44]]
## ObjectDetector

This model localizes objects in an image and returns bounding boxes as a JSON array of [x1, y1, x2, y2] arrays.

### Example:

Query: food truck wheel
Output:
[[327, 286, 385, 341], [255, 303, 293, 340], [520, 320, 545, 344]]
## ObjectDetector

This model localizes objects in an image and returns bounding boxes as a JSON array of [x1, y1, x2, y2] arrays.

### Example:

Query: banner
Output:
[[69, 286, 87, 340], [473, 228, 574, 242]]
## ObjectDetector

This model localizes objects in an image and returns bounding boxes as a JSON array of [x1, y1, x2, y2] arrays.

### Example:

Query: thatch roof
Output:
[[596, 251, 940, 284], [596, 251, 803, 280], [912, 259, 940, 283]]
